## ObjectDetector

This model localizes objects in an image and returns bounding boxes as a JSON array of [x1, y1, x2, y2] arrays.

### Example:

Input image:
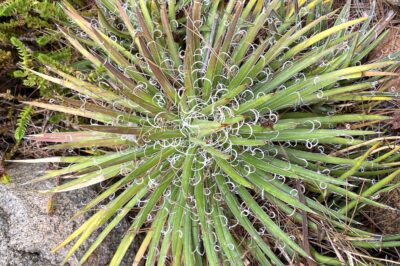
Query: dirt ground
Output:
[[363, 189, 400, 234]]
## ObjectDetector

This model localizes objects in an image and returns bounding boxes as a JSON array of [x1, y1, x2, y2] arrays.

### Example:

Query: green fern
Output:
[[10, 37, 32, 69], [14, 106, 33, 142], [0, 0, 25, 16], [34, 0, 66, 20], [0, 0, 57, 39], [10, 36, 76, 95], [0, 0, 84, 96]]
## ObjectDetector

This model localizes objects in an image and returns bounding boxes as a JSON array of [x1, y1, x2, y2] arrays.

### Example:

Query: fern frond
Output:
[[10, 37, 32, 68], [14, 106, 33, 142], [0, 0, 25, 17], [0, 0, 80, 97], [34, 1, 65, 20]]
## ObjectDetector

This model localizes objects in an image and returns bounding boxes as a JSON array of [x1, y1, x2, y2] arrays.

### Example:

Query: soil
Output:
[[370, 27, 400, 95], [363, 188, 400, 234], [370, 27, 400, 60]]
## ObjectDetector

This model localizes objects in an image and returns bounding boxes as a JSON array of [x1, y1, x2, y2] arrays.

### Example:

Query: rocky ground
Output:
[[0, 163, 135, 266]]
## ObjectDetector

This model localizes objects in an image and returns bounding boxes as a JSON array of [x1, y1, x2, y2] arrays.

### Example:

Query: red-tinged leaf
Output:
[[137, 35, 178, 104], [46, 139, 134, 149], [79, 125, 152, 135], [135, 7, 161, 65], [27, 131, 115, 143], [160, 2, 181, 66]]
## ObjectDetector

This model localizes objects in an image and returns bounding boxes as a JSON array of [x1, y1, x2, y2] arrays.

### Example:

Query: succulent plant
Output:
[[16, 0, 400, 265]]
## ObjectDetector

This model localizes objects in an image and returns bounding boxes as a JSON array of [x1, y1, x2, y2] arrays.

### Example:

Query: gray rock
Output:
[[0, 163, 135, 266]]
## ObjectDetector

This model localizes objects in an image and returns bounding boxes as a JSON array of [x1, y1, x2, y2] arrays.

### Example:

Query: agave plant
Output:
[[15, 0, 400, 265]]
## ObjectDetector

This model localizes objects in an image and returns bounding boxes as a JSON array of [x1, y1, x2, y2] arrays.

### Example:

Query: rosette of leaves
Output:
[[17, 0, 400, 265]]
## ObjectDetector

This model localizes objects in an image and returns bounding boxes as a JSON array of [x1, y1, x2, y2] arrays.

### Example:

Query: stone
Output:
[[0, 163, 135, 266]]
